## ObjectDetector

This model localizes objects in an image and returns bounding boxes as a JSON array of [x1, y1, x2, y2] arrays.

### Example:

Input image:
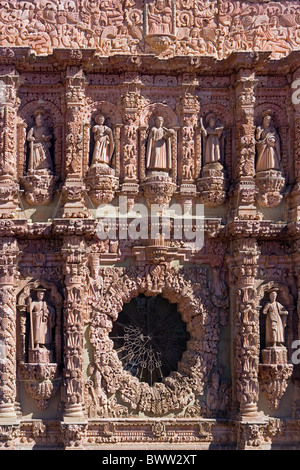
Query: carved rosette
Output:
[[197, 162, 227, 207], [142, 172, 176, 209], [86, 266, 220, 418]]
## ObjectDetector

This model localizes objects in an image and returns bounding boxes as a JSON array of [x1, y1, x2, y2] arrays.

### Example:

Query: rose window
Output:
[[110, 294, 190, 386]]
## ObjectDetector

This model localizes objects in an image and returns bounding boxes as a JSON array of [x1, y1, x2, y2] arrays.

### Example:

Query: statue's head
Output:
[[262, 110, 273, 127], [155, 116, 164, 128], [36, 288, 46, 301], [269, 290, 277, 302], [34, 109, 45, 127], [206, 113, 216, 128], [95, 114, 105, 125]]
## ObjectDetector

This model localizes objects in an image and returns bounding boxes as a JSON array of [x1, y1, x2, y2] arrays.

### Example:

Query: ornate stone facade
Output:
[[0, 0, 299, 451]]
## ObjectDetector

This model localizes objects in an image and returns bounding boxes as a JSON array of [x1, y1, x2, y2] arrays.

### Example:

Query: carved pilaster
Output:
[[0, 238, 19, 422], [62, 236, 87, 422], [290, 69, 300, 221], [120, 82, 143, 207], [62, 68, 89, 218], [229, 238, 260, 419], [0, 71, 20, 219], [231, 70, 258, 220], [176, 86, 199, 206]]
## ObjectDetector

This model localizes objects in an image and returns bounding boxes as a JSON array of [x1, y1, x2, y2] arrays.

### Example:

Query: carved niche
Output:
[[257, 282, 294, 410], [18, 102, 62, 206], [197, 111, 228, 207], [255, 110, 285, 208], [141, 104, 178, 209], [84, 265, 222, 418], [17, 281, 63, 410], [83, 102, 121, 206]]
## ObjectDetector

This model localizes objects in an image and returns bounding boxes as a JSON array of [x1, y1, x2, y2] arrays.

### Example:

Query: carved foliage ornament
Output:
[[86, 265, 220, 417], [0, 1, 299, 59]]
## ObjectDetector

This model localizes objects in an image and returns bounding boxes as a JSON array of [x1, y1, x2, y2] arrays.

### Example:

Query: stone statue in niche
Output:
[[262, 289, 288, 348], [91, 114, 114, 168], [259, 288, 293, 410], [200, 114, 224, 165], [143, 115, 176, 208], [27, 109, 54, 173], [146, 116, 174, 172], [86, 113, 119, 205], [256, 110, 281, 172], [255, 110, 285, 207], [21, 108, 58, 205], [28, 288, 56, 363], [197, 113, 227, 207]]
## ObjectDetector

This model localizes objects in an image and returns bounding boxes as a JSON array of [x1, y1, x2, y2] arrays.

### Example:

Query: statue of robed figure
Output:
[[146, 116, 174, 172], [28, 288, 56, 352], [262, 289, 288, 348]]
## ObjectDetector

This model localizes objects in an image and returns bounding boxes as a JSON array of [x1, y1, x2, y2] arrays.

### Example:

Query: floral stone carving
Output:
[[86, 265, 220, 418]]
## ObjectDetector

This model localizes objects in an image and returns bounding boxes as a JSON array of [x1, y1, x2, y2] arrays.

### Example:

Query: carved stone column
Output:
[[0, 238, 19, 422], [120, 82, 143, 208], [290, 69, 300, 221], [176, 83, 199, 207], [61, 67, 88, 218], [231, 69, 258, 220], [229, 238, 260, 419], [62, 236, 87, 422], [0, 70, 20, 219]]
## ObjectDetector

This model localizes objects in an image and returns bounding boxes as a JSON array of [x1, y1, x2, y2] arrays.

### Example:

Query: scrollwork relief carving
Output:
[[85, 265, 221, 418]]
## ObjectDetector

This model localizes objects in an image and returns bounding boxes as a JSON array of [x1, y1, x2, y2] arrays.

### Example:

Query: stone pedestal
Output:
[[85, 164, 119, 206], [256, 170, 285, 207], [259, 346, 293, 410], [197, 162, 227, 207], [142, 171, 176, 209]]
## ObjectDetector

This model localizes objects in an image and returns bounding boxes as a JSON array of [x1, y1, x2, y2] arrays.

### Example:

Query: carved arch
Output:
[[140, 103, 179, 128], [86, 266, 219, 417], [80, 101, 122, 175], [257, 281, 296, 358], [200, 103, 233, 177], [17, 101, 64, 179], [254, 102, 288, 178], [16, 280, 63, 365]]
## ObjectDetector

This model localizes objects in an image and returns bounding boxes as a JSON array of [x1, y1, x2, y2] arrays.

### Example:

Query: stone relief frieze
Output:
[[0, 1, 298, 59]]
